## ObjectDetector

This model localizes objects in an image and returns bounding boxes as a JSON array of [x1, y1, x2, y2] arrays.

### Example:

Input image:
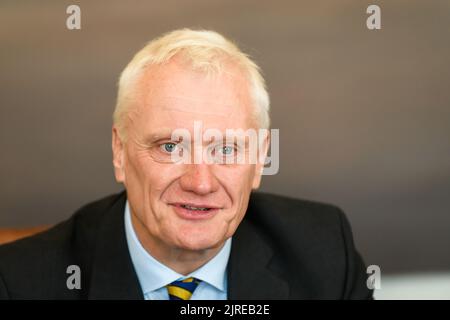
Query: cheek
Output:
[[219, 165, 256, 194], [123, 150, 179, 218], [215, 165, 256, 222], [126, 149, 176, 187]]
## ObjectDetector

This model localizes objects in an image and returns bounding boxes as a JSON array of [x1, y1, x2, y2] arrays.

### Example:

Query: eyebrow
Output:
[[142, 129, 254, 148], [143, 129, 175, 144]]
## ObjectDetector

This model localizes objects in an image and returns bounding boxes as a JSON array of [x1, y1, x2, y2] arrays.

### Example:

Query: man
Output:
[[0, 29, 372, 299]]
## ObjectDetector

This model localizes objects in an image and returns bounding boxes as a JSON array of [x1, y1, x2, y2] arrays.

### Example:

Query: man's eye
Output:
[[160, 142, 177, 153], [220, 146, 235, 155]]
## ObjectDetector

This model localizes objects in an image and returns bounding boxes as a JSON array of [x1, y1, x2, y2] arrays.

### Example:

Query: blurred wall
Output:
[[1, 0, 449, 274]]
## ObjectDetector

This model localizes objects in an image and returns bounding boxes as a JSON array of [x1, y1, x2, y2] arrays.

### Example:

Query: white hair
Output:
[[113, 28, 270, 141]]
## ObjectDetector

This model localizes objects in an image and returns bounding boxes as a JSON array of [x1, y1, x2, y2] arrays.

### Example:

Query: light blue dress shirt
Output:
[[124, 201, 231, 300]]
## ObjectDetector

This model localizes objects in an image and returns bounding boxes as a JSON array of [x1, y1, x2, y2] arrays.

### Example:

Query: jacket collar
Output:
[[87, 191, 143, 299], [227, 218, 290, 299]]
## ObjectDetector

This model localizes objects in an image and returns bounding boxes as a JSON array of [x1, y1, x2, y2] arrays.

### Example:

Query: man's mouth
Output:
[[180, 204, 212, 211], [170, 202, 221, 220]]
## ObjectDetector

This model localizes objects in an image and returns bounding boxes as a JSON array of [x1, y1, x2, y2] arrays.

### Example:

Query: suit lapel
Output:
[[87, 192, 143, 300], [227, 219, 290, 299]]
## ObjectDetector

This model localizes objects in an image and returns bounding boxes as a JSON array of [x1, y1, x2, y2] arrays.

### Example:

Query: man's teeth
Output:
[[181, 205, 211, 211]]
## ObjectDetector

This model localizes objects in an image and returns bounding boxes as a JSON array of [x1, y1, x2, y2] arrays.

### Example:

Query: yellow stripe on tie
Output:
[[167, 285, 194, 300], [166, 277, 202, 300]]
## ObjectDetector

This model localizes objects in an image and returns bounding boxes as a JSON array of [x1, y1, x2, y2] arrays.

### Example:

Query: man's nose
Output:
[[179, 163, 219, 195]]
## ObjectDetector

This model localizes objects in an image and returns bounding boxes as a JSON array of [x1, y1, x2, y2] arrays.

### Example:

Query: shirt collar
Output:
[[124, 200, 231, 295]]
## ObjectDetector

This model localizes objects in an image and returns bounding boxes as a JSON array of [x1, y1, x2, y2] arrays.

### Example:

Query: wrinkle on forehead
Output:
[[145, 95, 238, 117]]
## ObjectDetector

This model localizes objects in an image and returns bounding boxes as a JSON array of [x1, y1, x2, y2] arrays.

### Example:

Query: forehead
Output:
[[130, 58, 255, 133]]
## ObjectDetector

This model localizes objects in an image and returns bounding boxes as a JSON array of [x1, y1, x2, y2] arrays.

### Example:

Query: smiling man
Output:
[[0, 29, 372, 300]]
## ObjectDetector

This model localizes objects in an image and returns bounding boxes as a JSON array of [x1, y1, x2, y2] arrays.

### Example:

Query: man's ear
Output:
[[112, 126, 126, 183], [252, 131, 270, 189]]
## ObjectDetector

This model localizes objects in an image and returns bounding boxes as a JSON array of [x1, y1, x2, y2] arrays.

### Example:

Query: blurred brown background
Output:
[[0, 0, 449, 275]]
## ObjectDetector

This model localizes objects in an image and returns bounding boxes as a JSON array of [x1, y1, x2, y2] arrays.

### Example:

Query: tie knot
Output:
[[166, 277, 202, 300]]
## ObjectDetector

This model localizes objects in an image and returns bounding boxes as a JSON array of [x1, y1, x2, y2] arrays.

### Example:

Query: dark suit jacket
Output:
[[0, 191, 372, 299]]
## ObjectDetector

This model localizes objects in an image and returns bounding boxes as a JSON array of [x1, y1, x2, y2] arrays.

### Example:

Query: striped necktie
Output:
[[166, 277, 202, 300]]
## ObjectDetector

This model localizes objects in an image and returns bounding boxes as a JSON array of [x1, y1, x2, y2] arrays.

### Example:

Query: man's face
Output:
[[112, 57, 265, 252]]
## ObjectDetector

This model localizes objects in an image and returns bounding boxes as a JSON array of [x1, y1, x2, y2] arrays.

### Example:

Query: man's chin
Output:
[[175, 235, 224, 252]]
